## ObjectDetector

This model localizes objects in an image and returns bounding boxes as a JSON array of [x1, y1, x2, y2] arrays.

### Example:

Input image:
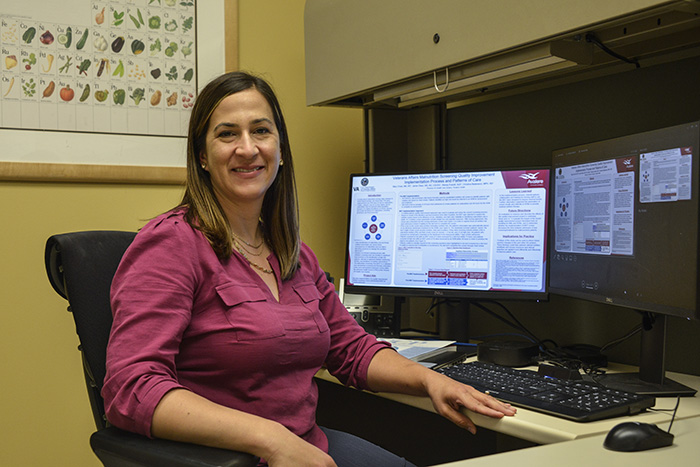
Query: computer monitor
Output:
[[343, 168, 550, 301], [550, 121, 700, 396]]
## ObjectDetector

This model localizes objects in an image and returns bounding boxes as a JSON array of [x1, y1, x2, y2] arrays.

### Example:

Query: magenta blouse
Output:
[[102, 209, 391, 452]]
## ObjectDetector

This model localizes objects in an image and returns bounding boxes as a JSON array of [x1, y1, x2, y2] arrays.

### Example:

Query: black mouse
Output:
[[603, 421, 674, 452]]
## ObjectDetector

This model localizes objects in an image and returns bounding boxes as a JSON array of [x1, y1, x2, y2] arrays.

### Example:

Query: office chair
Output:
[[45, 231, 259, 467]]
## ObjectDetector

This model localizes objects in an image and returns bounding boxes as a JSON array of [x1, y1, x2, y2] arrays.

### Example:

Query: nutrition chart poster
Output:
[[0, 0, 196, 137]]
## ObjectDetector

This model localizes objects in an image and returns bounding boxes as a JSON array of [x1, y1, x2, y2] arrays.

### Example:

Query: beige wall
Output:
[[0, 1, 364, 465]]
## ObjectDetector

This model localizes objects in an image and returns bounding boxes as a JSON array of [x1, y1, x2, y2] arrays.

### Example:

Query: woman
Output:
[[102, 71, 515, 467]]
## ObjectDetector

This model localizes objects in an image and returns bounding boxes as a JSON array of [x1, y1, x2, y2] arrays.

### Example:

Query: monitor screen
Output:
[[550, 121, 700, 320], [343, 168, 551, 300]]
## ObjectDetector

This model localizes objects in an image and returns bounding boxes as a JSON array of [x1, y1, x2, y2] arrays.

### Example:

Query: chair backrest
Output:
[[45, 231, 136, 430]]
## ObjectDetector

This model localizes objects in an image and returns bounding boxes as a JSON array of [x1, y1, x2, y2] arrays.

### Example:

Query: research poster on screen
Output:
[[347, 170, 549, 293]]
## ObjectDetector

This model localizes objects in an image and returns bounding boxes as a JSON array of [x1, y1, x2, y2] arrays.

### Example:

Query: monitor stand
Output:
[[598, 313, 697, 397], [438, 299, 470, 342]]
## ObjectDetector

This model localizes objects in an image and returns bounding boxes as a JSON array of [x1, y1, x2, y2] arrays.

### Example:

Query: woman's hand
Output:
[[425, 371, 516, 434], [264, 425, 337, 467], [367, 349, 516, 434]]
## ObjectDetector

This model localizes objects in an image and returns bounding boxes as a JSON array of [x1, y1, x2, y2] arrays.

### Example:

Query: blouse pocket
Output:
[[292, 282, 330, 333], [216, 283, 285, 341]]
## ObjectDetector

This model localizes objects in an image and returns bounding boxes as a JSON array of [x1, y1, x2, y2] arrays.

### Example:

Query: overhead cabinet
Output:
[[304, 0, 700, 108]]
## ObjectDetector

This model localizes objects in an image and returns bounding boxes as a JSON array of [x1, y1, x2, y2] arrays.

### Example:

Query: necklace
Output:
[[233, 238, 273, 274], [231, 230, 263, 249], [235, 238, 264, 257]]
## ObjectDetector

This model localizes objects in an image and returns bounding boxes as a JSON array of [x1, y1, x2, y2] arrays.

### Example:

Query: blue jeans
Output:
[[321, 427, 417, 467]]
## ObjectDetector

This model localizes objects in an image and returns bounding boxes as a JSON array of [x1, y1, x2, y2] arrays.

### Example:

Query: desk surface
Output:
[[315, 360, 700, 445], [432, 415, 700, 467]]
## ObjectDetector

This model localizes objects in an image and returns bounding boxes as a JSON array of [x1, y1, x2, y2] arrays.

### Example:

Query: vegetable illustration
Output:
[[113, 60, 125, 77], [149, 16, 161, 29], [97, 59, 109, 77], [150, 90, 162, 106], [113, 10, 125, 26], [5, 55, 17, 70], [164, 19, 177, 32], [113, 89, 126, 105], [3, 77, 14, 97], [77, 58, 91, 76], [60, 85, 75, 102], [150, 68, 161, 79], [94, 35, 108, 51], [130, 87, 145, 105], [43, 54, 55, 72], [182, 16, 193, 34], [58, 27, 72, 48], [111, 36, 125, 53], [130, 9, 145, 29], [59, 56, 72, 73], [96, 7, 105, 25], [79, 84, 91, 102], [22, 27, 36, 44], [181, 42, 193, 58], [150, 38, 161, 55], [22, 53, 37, 70], [76, 28, 88, 50], [131, 39, 145, 55], [183, 68, 193, 82], [166, 91, 177, 106], [22, 78, 36, 97], [42, 80, 56, 98], [164, 41, 178, 57], [40, 30, 54, 45], [165, 66, 177, 81], [94, 89, 109, 102]]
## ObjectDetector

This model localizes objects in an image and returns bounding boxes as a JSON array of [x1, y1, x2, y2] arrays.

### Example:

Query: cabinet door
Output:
[[304, 0, 681, 106]]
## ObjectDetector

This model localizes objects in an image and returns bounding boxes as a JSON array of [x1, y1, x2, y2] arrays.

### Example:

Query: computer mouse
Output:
[[603, 421, 674, 452]]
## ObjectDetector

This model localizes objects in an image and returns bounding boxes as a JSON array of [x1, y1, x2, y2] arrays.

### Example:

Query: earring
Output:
[[279, 159, 284, 166], [201, 163, 207, 169]]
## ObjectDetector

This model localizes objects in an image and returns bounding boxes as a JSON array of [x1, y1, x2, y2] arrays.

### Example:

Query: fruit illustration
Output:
[[60, 85, 75, 102], [5, 55, 17, 70]]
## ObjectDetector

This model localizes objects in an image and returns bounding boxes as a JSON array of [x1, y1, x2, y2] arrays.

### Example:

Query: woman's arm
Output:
[[366, 348, 516, 434], [152, 389, 337, 467]]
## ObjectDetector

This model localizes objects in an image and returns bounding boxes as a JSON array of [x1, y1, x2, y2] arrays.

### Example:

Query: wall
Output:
[[0, 1, 364, 465]]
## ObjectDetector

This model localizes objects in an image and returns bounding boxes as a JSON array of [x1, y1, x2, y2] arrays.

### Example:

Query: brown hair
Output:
[[177, 71, 300, 279]]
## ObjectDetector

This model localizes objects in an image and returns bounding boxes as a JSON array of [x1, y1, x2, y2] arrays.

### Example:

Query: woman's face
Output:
[[200, 88, 281, 208]]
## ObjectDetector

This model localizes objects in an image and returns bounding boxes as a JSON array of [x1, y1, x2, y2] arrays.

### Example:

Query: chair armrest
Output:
[[90, 426, 260, 467]]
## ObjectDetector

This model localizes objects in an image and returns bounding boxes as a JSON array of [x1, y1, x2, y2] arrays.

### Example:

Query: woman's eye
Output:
[[253, 127, 270, 135]]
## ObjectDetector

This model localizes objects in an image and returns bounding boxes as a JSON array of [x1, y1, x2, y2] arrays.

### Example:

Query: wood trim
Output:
[[0, 161, 185, 185]]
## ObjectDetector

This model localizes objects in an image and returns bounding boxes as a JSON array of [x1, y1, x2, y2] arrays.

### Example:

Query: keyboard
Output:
[[436, 361, 656, 422]]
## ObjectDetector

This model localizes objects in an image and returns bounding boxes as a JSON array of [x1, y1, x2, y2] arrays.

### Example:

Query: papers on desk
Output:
[[380, 338, 456, 361]]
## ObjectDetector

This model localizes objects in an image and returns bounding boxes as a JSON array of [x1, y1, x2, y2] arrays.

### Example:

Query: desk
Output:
[[432, 415, 700, 466], [315, 360, 700, 456]]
